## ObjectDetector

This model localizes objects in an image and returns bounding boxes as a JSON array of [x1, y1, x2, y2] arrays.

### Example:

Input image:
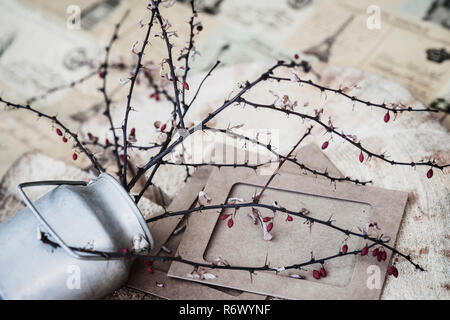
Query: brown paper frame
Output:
[[168, 166, 408, 300]]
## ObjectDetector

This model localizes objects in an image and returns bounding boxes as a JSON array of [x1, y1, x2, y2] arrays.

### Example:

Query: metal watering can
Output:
[[0, 173, 153, 299]]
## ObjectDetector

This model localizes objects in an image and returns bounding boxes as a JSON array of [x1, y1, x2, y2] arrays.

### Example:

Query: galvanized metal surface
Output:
[[0, 173, 153, 300]]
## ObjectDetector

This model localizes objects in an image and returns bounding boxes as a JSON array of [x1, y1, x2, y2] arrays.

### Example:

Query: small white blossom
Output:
[[198, 190, 212, 203], [119, 78, 130, 86]]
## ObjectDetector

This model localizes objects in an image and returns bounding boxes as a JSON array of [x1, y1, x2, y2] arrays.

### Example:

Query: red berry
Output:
[[381, 250, 387, 261], [219, 214, 229, 220], [286, 215, 293, 222], [372, 248, 379, 257], [384, 112, 390, 123], [161, 123, 167, 132], [377, 251, 382, 262], [267, 222, 273, 232], [99, 71, 105, 79], [227, 218, 234, 228], [105, 139, 110, 146], [130, 128, 136, 136], [155, 93, 160, 101], [427, 168, 433, 179], [62, 137, 68, 143], [313, 270, 320, 280], [342, 244, 348, 254], [120, 155, 125, 163], [56, 128, 63, 136], [184, 82, 189, 90], [263, 217, 272, 222], [72, 153, 78, 161], [320, 267, 326, 277], [361, 244, 369, 256], [146, 266, 154, 274], [294, 53, 299, 60], [392, 267, 399, 278], [87, 132, 94, 140], [387, 266, 395, 275], [321, 141, 329, 150], [359, 152, 364, 163]]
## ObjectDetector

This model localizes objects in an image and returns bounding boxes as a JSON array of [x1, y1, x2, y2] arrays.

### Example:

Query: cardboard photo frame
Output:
[[168, 165, 408, 299]]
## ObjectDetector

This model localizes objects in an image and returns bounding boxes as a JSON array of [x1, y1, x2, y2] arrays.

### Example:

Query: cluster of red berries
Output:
[[360, 244, 399, 278], [261, 216, 274, 231], [219, 214, 234, 228], [55, 128, 68, 143], [387, 265, 399, 278], [372, 247, 387, 262], [312, 266, 327, 280], [56, 128, 78, 160]]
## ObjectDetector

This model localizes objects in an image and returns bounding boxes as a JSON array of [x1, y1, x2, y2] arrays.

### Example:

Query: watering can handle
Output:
[[17, 180, 111, 261]]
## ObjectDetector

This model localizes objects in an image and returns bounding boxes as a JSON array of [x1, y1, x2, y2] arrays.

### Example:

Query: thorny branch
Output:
[[154, 6, 185, 129], [145, 202, 424, 271], [238, 98, 449, 170], [100, 10, 130, 185], [122, 4, 157, 187], [204, 126, 372, 185], [39, 230, 381, 275], [253, 126, 313, 203], [0, 98, 103, 172]]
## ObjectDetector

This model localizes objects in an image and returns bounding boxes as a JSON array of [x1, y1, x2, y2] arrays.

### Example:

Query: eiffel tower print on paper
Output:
[[303, 15, 355, 63]]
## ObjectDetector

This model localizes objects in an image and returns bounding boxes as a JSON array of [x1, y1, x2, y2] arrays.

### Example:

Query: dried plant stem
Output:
[[122, 7, 157, 187], [128, 60, 310, 193], [101, 10, 130, 183], [204, 126, 372, 185], [186, 60, 221, 111], [146, 202, 424, 271], [268, 73, 437, 113], [238, 98, 449, 170], [0, 98, 103, 171], [39, 231, 380, 274], [26, 70, 98, 104], [253, 126, 313, 203], [154, 7, 185, 129], [181, 0, 196, 111]]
